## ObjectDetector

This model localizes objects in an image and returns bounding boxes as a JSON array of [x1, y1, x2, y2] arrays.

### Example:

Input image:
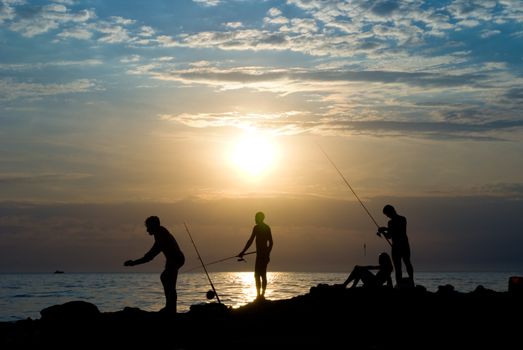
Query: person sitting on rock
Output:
[[341, 252, 393, 289]]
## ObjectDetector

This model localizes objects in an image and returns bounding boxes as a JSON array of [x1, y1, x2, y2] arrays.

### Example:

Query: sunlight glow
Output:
[[230, 131, 278, 178], [237, 271, 258, 303]]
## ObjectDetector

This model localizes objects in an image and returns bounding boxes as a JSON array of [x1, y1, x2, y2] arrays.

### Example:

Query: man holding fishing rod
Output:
[[238, 211, 273, 300], [124, 216, 185, 313], [377, 205, 414, 287]]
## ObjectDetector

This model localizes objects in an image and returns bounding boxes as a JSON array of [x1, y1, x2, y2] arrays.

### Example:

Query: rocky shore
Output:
[[1, 283, 522, 349]]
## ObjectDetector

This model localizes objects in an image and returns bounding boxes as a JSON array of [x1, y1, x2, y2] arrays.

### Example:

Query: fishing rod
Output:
[[318, 144, 391, 247], [182, 251, 256, 273], [183, 222, 221, 304]]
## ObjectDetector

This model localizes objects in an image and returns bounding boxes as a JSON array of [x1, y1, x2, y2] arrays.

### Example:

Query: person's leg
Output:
[[254, 271, 261, 297], [160, 268, 178, 312], [343, 266, 363, 288], [403, 247, 414, 282], [254, 258, 264, 298], [259, 262, 268, 297], [359, 269, 377, 288], [342, 267, 357, 287], [391, 246, 402, 285]]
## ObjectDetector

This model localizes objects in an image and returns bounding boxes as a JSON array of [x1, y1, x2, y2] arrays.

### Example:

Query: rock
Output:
[[509, 276, 523, 293], [40, 301, 100, 322], [437, 283, 456, 294]]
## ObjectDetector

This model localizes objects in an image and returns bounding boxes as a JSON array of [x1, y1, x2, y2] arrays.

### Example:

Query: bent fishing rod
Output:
[[183, 222, 221, 304], [183, 251, 256, 273], [318, 144, 391, 247]]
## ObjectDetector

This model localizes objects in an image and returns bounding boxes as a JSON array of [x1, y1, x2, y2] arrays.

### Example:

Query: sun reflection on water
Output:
[[233, 271, 257, 306], [178, 271, 312, 311]]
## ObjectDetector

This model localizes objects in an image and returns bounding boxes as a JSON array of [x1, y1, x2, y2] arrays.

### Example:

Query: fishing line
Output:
[[183, 222, 221, 304], [318, 144, 391, 247]]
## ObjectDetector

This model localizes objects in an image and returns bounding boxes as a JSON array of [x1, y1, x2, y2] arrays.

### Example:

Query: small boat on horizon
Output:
[[54, 270, 65, 274]]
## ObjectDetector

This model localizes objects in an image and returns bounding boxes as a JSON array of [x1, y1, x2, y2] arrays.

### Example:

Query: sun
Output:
[[230, 132, 278, 178]]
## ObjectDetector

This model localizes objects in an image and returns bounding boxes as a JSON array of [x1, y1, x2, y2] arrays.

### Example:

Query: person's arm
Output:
[[267, 227, 273, 254], [238, 231, 256, 258], [385, 276, 393, 288], [362, 265, 380, 270], [377, 224, 392, 239], [124, 241, 161, 266]]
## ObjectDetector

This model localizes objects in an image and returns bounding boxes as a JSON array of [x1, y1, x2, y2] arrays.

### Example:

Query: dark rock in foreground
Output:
[[1, 284, 522, 349]]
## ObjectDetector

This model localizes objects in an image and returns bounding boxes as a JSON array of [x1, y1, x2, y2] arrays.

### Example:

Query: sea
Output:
[[0, 271, 520, 322]]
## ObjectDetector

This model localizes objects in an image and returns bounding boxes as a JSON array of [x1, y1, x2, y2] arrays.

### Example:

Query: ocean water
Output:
[[0, 271, 519, 322]]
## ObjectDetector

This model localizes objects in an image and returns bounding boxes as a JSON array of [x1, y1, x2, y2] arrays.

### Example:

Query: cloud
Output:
[[264, 15, 289, 25], [0, 0, 21, 24], [193, 0, 220, 7], [159, 108, 523, 140], [173, 29, 293, 52], [1, 0, 519, 63], [53, 0, 75, 4], [164, 27, 371, 57], [447, 0, 498, 22], [110, 16, 135, 26], [156, 0, 513, 60], [2, 1, 146, 46], [370, 1, 399, 16], [159, 111, 307, 134], [224, 21, 242, 29], [8, 4, 94, 37], [129, 62, 523, 139], [120, 55, 141, 63], [0, 78, 97, 100], [505, 87, 523, 100], [2, 0, 518, 68], [267, 7, 282, 17], [96, 23, 131, 43], [56, 26, 93, 40], [0, 172, 92, 185], [0, 59, 102, 71], [143, 64, 489, 90], [480, 29, 501, 38], [320, 119, 523, 140], [280, 0, 520, 54], [139, 25, 155, 37], [286, 0, 319, 10], [287, 18, 318, 33]]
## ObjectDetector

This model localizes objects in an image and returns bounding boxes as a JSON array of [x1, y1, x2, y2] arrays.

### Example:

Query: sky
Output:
[[1, 0, 522, 273]]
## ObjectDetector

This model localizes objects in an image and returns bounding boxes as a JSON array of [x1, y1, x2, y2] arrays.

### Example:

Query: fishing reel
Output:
[[206, 290, 216, 300], [235, 251, 255, 263]]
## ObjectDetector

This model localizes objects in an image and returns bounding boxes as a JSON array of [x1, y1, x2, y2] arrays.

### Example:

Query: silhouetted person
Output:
[[238, 211, 273, 300], [124, 216, 185, 313], [377, 204, 414, 286], [341, 252, 393, 289]]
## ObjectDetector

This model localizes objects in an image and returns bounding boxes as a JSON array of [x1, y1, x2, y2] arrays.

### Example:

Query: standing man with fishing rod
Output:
[[238, 211, 273, 300], [124, 216, 185, 313], [377, 205, 414, 287]]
